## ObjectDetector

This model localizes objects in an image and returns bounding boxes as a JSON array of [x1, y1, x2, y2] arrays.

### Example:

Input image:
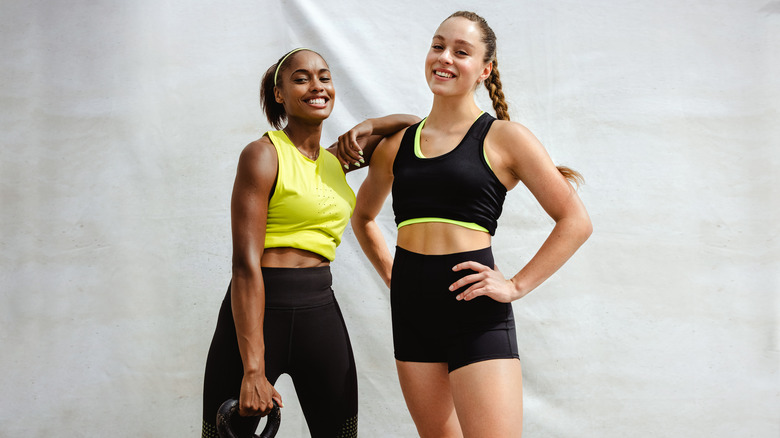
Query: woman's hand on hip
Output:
[[449, 261, 523, 303]]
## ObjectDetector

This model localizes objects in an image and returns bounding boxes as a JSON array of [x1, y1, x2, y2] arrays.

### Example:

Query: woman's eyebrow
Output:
[[432, 35, 475, 48], [291, 68, 331, 75]]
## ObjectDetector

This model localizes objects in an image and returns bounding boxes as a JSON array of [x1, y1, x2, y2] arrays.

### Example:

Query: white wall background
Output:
[[1, 0, 777, 436]]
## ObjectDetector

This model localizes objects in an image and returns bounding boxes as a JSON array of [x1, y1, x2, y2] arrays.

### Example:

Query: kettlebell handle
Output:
[[216, 398, 281, 438]]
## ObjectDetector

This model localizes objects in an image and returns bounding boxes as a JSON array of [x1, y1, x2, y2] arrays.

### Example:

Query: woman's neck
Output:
[[282, 119, 323, 154], [426, 93, 483, 132]]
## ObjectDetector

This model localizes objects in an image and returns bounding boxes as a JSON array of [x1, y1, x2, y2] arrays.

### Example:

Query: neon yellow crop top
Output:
[[264, 130, 355, 261]]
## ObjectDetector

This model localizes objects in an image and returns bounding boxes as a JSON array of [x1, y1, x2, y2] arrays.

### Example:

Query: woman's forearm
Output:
[[509, 214, 592, 300], [352, 216, 394, 288], [231, 267, 266, 374], [333, 114, 418, 170], [367, 114, 421, 136]]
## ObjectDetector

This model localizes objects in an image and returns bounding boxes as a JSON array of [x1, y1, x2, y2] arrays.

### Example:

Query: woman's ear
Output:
[[274, 86, 284, 104], [479, 61, 493, 83]]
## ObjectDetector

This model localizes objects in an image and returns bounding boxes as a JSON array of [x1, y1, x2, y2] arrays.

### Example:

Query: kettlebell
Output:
[[216, 398, 281, 438]]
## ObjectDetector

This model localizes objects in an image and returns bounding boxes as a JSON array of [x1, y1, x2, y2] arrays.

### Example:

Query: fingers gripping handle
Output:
[[216, 399, 281, 438]]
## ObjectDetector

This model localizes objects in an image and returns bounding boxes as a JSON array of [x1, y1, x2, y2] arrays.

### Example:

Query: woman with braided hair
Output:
[[345, 11, 592, 437]]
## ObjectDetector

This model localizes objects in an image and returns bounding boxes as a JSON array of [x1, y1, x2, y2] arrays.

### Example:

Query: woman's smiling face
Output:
[[425, 16, 492, 97], [274, 50, 335, 122]]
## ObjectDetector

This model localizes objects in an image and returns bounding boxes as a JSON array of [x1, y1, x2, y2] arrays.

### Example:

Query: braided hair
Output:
[[446, 11, 583, 185]]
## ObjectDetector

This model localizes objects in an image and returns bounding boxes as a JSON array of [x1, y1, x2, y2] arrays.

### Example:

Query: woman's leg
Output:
[[449, 358, 523, 438], [202, 285, 272, 437], [396, 361, 464, 438], [290, 299, 358, 438]]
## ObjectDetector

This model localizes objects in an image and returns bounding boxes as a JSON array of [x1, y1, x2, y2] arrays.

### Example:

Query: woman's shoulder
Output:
[[237, 134, 279, 173], [377, 126, 408, 156], [360, 126, 408, 173], [368, 124, 407, 152], [486, 119, 546, 158], [488, 119, 537, 145], [484, 118, 550, 183], [242, 134, 276, 156]]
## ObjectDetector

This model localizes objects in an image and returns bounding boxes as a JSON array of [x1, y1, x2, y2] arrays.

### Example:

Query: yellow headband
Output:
[[273, 48, 309, 86]]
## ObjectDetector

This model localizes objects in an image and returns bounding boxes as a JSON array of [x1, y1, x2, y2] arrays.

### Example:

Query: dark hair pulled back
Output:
[[259, 48, 323, 130]]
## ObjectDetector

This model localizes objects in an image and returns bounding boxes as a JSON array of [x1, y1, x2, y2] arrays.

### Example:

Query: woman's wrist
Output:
[[370, 114, 420, 136], [509, 276, 531, 301], [361, 118, 376, 135], [242, 362, 266, 377]]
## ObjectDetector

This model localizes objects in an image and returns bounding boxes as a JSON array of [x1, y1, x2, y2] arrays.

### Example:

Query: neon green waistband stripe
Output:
[[397, 217, 489, 233]]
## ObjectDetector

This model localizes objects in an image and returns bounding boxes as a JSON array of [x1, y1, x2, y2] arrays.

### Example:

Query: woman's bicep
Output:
[[525, 162, 584, 223], [354, 168, 391, 221], [497, 123, 583, 222], [230, 142, 278, 271], [353, 133, 400, 221]]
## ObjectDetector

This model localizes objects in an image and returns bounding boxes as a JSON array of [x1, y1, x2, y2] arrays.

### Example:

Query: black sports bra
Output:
[[392, 112, 507, 235]]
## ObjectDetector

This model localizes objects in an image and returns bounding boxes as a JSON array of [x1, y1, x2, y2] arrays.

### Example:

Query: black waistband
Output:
[[261, 266, 334, 308], [395, 246, 493, 263]]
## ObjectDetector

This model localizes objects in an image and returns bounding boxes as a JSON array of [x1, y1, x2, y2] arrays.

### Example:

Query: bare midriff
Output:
[[261, 247, 330, 268], [397, 222, 491, 255]]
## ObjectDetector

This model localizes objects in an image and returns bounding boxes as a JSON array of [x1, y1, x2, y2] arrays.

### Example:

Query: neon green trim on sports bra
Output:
[[413, 112, 494, 171], [397, 217, 490, 233]]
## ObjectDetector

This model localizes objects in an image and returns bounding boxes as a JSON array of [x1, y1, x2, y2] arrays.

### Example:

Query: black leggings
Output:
[[202, 267, 358, 438]]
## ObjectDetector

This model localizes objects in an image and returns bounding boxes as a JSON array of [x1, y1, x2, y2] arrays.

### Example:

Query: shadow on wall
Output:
[[759, 1, 780, 14]]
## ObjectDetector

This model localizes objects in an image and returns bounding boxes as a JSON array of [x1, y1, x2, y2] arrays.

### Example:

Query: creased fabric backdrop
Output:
[[1, 0, 778, 436]]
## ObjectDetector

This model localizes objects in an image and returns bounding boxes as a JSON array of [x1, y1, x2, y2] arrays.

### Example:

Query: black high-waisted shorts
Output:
[[390, 246, 520, 372]]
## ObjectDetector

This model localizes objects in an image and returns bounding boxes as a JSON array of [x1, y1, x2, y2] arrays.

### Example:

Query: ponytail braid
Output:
[[484, 58, 509, 121], [448, 11, 584, 186], [484, 57, 584, 186]]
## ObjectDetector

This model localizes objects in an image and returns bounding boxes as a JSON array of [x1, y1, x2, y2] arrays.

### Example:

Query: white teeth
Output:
[[308, 98, 326, 105], [435, 71, 453, 78]]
